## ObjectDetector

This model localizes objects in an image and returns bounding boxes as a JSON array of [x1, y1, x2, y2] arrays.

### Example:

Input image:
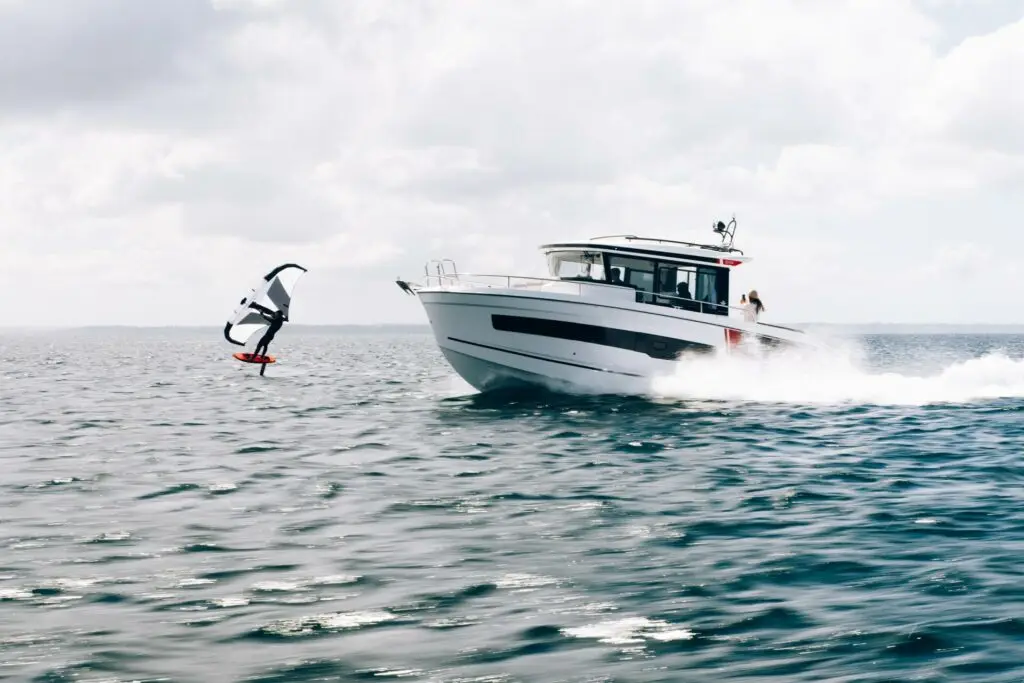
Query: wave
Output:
[[650, 337, 1024, 406]]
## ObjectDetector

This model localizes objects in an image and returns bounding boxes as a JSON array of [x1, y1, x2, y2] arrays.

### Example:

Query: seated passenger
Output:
[[608, 269, 624, 285], [675, 283, 700, 312]]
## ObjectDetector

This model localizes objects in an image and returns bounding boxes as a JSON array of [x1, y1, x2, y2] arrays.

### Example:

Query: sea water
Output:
[[1, 328, 1022, 682]]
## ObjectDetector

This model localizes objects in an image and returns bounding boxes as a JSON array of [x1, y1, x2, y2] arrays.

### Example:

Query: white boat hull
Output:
[[418, 288, 800, 395]]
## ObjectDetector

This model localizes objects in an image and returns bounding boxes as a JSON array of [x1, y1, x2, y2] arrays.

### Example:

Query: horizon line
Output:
[[3, 322, 1024, 332]]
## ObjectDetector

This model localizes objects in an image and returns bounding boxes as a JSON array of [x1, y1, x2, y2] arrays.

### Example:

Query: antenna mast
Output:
[[712, 215, 738, 250]]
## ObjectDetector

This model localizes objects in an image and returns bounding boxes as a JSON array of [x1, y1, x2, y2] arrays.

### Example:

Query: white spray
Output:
[[650, 335, 1024, 406]]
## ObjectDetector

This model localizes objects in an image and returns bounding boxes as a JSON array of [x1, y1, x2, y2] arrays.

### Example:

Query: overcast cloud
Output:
[[1, 0, 1022, 326]]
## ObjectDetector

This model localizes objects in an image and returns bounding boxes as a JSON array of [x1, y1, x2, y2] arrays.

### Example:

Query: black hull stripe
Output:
[[422, 291, 802, 340], [446, 337, 645, 377], [492, 314, 713, 360]]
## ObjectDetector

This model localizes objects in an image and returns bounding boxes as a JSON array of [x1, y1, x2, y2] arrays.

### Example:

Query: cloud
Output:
[[0, 0, 1022, 326], [0, 0, 235, 115], [916, 17, 1024, 153]]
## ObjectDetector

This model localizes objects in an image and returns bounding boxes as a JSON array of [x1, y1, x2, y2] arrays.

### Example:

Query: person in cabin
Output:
[[250, 303, 288, 359], [676, 282, 700, 311]]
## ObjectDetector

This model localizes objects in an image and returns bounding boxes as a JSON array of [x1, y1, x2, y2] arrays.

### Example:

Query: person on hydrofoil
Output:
[[249, 303, 288, 362]]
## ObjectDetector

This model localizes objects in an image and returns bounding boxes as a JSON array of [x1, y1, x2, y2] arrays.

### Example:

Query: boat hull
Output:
[[418, 288, 799, 395]]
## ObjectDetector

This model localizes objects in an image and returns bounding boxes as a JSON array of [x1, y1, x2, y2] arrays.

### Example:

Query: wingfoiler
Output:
[[224, 263, 307, 373]]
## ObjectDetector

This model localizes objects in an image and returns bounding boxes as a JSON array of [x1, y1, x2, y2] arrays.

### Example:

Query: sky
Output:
[[1, 0, 1022, 327]]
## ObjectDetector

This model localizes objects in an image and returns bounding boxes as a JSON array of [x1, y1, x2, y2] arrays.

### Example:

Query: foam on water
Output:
[[651, 336, 1024, 405]]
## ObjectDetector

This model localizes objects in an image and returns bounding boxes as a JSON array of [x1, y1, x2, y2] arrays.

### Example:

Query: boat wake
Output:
[[651, 338, 1024, 406]]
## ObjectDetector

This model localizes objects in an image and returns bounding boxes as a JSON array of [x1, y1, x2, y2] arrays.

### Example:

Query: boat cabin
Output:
[[540, 227, 748, 317]]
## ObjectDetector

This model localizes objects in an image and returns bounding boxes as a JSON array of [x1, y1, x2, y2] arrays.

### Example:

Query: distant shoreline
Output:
[[797, 323, 1024, 335], [3, 323, 1024, 335]]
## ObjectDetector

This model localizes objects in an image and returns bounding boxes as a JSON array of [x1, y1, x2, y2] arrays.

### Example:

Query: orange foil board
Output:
[[233, 352, 276, 364]]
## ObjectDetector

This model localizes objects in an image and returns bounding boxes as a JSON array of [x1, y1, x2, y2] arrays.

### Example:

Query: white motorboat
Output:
[[396, 217, 808, 394]]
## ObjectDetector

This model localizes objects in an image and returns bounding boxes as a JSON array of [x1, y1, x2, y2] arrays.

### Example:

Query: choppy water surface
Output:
[[1, 328, 1023, 682]]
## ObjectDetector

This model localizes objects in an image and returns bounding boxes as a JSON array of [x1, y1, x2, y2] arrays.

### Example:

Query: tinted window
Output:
[[607, 255, 655, 292]]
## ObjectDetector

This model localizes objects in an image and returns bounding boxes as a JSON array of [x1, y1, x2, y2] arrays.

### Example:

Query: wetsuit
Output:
[[250, 304, 286, 359]]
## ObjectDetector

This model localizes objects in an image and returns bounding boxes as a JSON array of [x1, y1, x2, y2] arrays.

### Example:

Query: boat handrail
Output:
[[649, 291, 805, 333], [422, 272, 801, 332], [587, 234, 745, 255], [427, 272, 633, 291], [424, 259, 458, 277]]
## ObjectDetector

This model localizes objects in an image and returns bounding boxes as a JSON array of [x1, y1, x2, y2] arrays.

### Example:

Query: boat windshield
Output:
[[547, 251, 606, 281]]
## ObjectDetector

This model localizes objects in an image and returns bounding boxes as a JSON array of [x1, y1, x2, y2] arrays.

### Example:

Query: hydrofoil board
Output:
[[233, 352, 276, 364]]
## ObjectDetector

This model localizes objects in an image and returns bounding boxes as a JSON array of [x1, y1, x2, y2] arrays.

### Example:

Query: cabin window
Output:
[[656, 264, 678, 295], [695, 269, 717, 306], [606, 257, 731, 315], [652, 265, 693, 299], [605, 255, 656, 294], [712, 268, 730, 313], [547, 251, 605, 281], [695, 266, 729, 315], [655, 266, 695, 310]]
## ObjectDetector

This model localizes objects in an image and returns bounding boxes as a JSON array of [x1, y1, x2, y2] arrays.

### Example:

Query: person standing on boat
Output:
[[743, 290, 765, 322]]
